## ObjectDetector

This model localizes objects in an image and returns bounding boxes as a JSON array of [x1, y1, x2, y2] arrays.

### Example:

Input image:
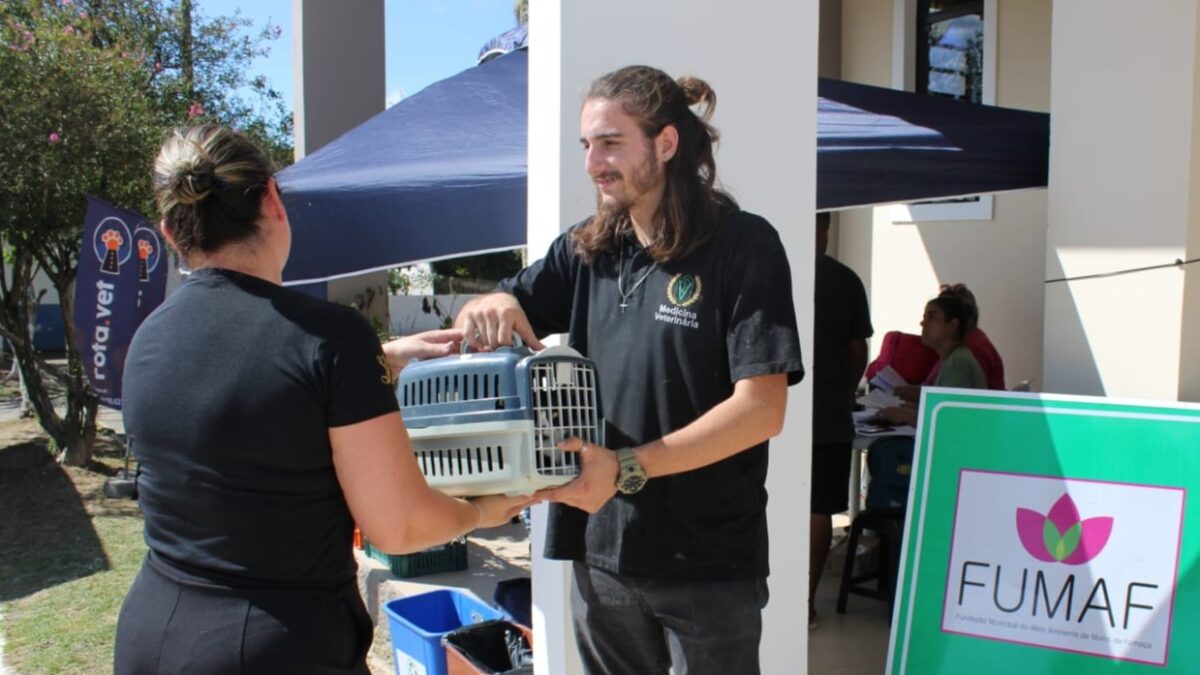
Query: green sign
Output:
[[889, 389, 1200, 674]]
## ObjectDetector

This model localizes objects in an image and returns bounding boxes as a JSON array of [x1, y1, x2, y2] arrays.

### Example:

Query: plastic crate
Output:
[[399, 345, 603, 496], [385, 589, 504, 675], [363, 538, 469, 579]]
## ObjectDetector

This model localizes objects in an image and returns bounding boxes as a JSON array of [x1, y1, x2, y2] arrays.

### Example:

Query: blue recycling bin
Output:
[[385, 589, 504, 675]]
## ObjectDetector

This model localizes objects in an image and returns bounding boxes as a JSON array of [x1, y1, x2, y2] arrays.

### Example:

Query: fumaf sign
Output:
[[889, 390, 1199, 674], [74, 196, 167, 409]]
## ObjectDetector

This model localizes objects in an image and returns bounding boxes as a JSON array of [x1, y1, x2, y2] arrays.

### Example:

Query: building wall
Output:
[[1181, 11, 1200, 403], [1044, 0, 1198, 399], [836, 0, 1051, 391], [528, 1, 817, 672]]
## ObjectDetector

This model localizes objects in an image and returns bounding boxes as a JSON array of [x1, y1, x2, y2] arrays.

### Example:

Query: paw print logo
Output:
[[137, 239, 154, 281], [132, 226, 163, 283], [100, 229, 124, 273], [93, 217, 133, 276]]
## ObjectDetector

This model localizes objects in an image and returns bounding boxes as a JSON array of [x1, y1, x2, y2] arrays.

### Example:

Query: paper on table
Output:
[[857, 388, 902, 410], [869, 364, 907, 392]]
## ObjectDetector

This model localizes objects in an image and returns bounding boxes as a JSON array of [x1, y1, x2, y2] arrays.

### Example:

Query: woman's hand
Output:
[[881, 405, 917, 426], [381, 328, 463, 374], [894, 384, 922, 403], [469, 493, 539, 529]]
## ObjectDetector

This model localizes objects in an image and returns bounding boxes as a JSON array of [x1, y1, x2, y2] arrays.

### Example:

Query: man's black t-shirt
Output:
[[813, 254, 873, 443], [499, 210, 804, 580], [123, 268, 399, 587]]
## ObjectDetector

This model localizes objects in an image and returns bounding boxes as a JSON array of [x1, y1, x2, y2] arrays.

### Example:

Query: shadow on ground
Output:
[[0, 421, 133, 602]]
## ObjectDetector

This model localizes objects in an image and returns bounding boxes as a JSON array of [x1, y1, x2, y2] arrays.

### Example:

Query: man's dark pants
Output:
[[571, 562, 769, 675]]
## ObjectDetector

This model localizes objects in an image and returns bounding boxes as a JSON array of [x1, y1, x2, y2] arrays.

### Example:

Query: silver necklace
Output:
[[617, 246, 656, 313]]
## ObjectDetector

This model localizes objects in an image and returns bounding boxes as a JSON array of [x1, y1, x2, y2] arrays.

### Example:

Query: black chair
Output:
[[836, 507, 906, 617]]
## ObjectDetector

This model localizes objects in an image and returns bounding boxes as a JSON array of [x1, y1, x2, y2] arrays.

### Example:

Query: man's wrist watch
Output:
[[615, 447, 648, 494]]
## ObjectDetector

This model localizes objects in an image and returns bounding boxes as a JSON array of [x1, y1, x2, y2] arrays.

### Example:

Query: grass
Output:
[[0, 419, 144, 675]]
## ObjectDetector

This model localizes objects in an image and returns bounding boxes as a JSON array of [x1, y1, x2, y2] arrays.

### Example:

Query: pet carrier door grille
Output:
[[399, 346, 603, 496]]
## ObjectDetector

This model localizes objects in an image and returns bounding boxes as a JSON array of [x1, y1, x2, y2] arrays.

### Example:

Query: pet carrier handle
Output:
[[461, 332, 525, 354]]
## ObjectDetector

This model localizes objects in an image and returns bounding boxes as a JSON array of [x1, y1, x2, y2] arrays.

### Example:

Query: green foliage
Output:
[[0, 0, 293, 464], [430, 250, 523, 288]]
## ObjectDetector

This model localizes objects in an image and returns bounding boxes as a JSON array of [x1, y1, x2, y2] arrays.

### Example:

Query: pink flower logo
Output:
[[1016, 493, 1113, 565]]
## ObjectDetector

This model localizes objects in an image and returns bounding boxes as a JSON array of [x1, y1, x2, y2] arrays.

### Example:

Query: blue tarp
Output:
[[817, 78, 1050, 211], [277, 49, 1049, 284], [277, 50, 528, 284]]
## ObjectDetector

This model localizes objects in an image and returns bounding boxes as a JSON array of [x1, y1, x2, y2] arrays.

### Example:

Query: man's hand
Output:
[[381, 328, 463, 374], [456, 293, 545, 352], [536, 437, 619, 513]]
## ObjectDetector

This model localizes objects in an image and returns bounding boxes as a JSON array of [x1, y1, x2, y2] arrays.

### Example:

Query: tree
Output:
[[0, 0, 291, 465]]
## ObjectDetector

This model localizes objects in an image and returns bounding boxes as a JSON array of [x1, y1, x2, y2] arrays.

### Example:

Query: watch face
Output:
[[618, 471, 647, 494]]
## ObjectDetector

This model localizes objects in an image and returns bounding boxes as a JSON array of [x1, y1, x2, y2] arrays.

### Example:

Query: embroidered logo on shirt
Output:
[[666, 273, 702, 307], [377, 355, 395, 385], [655, 273, 702, 329]]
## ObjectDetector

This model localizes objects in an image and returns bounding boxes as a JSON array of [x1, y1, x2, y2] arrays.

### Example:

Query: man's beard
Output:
[[594, 149, 662, 230]]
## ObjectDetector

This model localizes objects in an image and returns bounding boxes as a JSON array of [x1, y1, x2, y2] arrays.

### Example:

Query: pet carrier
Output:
[[398, 343, 603, 496]]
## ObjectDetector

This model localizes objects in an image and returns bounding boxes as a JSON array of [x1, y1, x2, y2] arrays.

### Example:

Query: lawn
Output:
[[0, 419, 144, 674]]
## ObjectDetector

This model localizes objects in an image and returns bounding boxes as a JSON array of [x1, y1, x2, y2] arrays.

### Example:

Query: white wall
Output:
[[837, 0, 1051, 392], [528, 1, 817, 672], [1044, 0, 1198, 399]]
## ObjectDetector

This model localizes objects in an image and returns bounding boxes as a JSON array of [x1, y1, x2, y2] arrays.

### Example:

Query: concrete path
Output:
[[359, 522, 532, 675]]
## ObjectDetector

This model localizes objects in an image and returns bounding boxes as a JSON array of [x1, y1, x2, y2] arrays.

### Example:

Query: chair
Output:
[[836, 507, 906, 617], [838, 436, 912, 617]]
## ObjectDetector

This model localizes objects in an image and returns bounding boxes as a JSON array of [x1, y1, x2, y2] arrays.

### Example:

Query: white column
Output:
[[291, 0, 389, 322], [292, 0, 384, 159], [528, 1, 817, 672], [1044, 0, 1200, 400]]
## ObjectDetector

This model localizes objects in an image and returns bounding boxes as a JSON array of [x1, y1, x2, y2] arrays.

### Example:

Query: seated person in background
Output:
[[925, 283, 1004, 390], [882, 294, 986, 426], [894, 283, 1004, 400]]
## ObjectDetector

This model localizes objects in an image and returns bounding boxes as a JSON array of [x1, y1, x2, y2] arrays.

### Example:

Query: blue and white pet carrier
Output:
[[398, 344, 603, 496]]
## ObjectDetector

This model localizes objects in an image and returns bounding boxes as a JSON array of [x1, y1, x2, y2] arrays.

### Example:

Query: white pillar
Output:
[[291, 0, 389, 323], [1044, 0, 1200, 400], [528, 1, 817, 672]]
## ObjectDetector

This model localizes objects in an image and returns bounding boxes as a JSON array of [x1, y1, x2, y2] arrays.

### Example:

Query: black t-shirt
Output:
[[812, 254, 873, 443], [498, 209, 804, 580], [123, 268, 399, 588]]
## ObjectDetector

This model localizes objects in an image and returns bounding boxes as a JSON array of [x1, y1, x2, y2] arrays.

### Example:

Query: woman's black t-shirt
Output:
[[122, 268, 399, 588]]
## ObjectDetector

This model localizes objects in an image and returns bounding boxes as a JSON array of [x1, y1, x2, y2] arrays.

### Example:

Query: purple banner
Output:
[[74, 196, 167, 409]]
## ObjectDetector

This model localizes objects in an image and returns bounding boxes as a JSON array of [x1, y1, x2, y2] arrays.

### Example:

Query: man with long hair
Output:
[[458, 65, 803, 674]]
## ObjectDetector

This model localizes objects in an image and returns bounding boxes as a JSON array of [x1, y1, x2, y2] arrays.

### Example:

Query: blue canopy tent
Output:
[[277, 48, 1049, 284], [816, 77, 1049, 211], [277, 49, 528, 285]]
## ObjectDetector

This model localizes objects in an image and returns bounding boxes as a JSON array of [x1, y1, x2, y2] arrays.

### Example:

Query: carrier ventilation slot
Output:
[[530, 360, 597, 477], [403, 371, 508, 407], [416, 446, 506, 478]]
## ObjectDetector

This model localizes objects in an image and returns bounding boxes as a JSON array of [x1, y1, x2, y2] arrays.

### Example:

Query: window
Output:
[[917, 0, 985, 103]]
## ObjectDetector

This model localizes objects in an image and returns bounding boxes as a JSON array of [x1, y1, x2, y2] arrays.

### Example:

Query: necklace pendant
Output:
[[619, 301, 628, 313]]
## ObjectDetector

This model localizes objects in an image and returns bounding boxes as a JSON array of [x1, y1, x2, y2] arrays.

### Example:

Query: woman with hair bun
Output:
[[114, 125, 532, 675]]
